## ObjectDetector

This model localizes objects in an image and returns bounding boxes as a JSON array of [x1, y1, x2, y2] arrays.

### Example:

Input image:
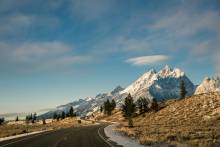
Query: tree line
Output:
[[0, 117, 4, 125], [0, 80, 187, 126], [25, 112, 37, 123], [100, 80, 187, 127], [100, 99, 116, 115], [53, 106, 76, 121]]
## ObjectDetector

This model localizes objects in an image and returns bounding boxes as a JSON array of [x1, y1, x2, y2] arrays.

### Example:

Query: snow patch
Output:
[[104, 124, 148, 147]]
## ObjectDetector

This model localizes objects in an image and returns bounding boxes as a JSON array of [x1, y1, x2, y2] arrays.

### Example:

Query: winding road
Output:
[[0, 123, 121, 147]]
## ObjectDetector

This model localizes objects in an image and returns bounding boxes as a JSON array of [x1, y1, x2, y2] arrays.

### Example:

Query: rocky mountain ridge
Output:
[[40, 66, 220, 118]]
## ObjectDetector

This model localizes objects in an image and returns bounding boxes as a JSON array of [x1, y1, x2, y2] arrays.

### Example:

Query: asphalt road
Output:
[[0, 124, 121, 147]]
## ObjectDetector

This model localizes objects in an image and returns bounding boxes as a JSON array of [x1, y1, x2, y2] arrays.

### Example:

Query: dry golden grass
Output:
[[95, 110, 126, 123], [99, 92, 220, 146], [0, 117, 91, 138]]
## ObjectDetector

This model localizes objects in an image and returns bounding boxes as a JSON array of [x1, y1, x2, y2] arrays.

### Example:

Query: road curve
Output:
[[0, 124, 121, 147]]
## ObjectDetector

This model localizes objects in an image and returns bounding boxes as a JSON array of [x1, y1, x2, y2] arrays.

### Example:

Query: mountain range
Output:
[[40, 65, 220, 118]]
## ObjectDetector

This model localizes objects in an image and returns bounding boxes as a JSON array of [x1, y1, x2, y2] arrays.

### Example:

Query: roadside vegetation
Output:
[[121, 94, 136, 127], [0, 117, 4, 125], [0, 106, 88, 138], [101, 99, 116, 115], [52, 106, 77, 122]]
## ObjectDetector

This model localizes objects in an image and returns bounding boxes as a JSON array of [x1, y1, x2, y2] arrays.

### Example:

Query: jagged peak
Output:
[[157, 65, 185, 78], [164, 65, 172, 71], [111, 85, 124, 95], [203, 76, 220, 82], [204, 77, 211, 81], [148, 68, 157, 73], [114, 85, 123, 89], [213, 75, 220, 81], [173, 68, 185, 77], [195, 75, 220, 94], [159, 65, 172, 74]]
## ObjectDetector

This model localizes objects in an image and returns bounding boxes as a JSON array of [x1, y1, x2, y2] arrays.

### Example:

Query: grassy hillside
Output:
[[99, 92, 220, 146]]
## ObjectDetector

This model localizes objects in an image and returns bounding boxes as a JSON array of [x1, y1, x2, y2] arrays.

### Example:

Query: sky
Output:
[[0, 0, 219, 114]]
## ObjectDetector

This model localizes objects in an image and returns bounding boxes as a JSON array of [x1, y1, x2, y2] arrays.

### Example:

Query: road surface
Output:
[[0, 124, 121, 147]]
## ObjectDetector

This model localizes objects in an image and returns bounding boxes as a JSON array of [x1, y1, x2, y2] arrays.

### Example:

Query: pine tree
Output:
[[53, 113, 58, 120], [137, 97, 149, 114], [142, 98, 149, 112], [111, 99, 116, 110], [56, 114, 60, 121], [26, 114, 34, 123], [25, 115, 29, 123], [104, 99, 112, 115], [30, 113, 33, 120], [66, 113, 70, 117], [151, 98, 159, 112], [100, 105, 103, 113], [42, 118, 46, 125], [0, 117, 4, 125], [137, 97, 144, 114], [103, 101, 107, 114], [15, 116, 19, 121], [106, 99, 111, 115], [103, 99, 116, 115], [33, 113, 37, 120], [121, 94, 136, 127], [32, 113, 37, 123], [69, 106, 74, 117], [61, 111, 65, 119], [180, 80, 187, 99]]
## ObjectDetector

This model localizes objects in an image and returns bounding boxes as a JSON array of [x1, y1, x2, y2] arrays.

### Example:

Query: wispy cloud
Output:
[[147, 10, 220, 37], [69, 0, 116, 21], [125, 55, 170, 66], [0, 14, 33, 34], [0, 41, 93, 72], [142, 7, 220, 72], [0, 13, 60, 37]]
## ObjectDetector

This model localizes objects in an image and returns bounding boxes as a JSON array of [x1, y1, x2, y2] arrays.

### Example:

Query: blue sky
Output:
[[0, 0, 219, 114]]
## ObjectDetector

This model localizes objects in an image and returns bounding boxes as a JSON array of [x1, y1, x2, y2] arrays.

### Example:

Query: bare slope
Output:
[[101, 92, 220, 146]]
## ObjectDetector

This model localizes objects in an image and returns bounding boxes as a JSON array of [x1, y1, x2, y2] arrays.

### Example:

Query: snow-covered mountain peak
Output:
[[111, 85, 124, 95], [121, 65, 194, 101], [120, 68, 159, 96], [158, 65, 184, 78], [85, 97, 94, 101], [204, 77, 211, 81], [163, 64, 172, 71], [173, 68, 185, 77], [40, 65, 195, 118], [148, 68, 157, 73], [195, 75, 220, 94]]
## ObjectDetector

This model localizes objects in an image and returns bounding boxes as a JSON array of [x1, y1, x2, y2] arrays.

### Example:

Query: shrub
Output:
[[180, 80, 187, 99], [0, 117, 4, 125], [121, 93, 136, 127], [151, 98, 159, 112]]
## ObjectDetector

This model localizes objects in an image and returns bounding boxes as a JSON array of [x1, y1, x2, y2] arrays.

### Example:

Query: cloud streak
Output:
[[0, 41, 93, 72], [147, 10, 220, 37], [0, 13, 60, 38], [69, 0, 116, 21], [126, 55, 170, 66]]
